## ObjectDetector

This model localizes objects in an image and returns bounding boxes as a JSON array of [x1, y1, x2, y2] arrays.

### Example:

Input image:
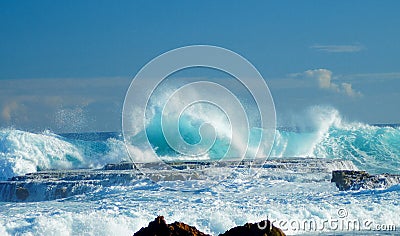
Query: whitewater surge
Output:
[[0, 164, 399, 235], [0, 129, 127, 180]]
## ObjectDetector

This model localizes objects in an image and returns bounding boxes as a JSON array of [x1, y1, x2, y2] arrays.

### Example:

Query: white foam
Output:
[[0, 168, 399, 235], [0, 129, 129, 180], [33, 211, 142, 236], [0, 129, 84, 180]]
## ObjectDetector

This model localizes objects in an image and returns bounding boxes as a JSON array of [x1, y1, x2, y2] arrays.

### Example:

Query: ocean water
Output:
[[0, 107, 399, 235]]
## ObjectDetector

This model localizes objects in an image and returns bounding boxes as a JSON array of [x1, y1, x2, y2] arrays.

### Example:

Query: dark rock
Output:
[[331, 170, 400, 191], [133, 216, 286, 236], [169, 221, 210, 236], [103, 162, 135, 170], [133, 216, 210, 236], [219, 219, 285, 236], [55, 187, 68, 198], [16, 186, 29, 200]]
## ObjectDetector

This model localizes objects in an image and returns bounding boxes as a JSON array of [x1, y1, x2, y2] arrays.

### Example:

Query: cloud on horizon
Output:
[[295, 69, 362, 97], [310, 44, 364, 53]]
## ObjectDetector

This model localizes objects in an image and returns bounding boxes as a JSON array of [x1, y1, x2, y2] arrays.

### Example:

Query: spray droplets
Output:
[[122, 45, 276, 190]]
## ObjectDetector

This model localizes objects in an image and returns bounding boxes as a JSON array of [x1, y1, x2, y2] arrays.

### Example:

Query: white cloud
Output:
[[311, 44, 364, 53], [300, 69, 362, 97], [341, 82, 362, 97], [304, 69, 336, 90]]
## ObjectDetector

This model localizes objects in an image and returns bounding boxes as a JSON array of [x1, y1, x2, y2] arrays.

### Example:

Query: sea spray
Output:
[[0, 129, 127, 180], [272, 106, 400, 173]]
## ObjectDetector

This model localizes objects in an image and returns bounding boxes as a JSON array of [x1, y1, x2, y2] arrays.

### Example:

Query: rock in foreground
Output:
[[133, 216, 286, 236], [219, 219, 285, 236], [331, 170, 400, 191], [133, 216, 210, 236]]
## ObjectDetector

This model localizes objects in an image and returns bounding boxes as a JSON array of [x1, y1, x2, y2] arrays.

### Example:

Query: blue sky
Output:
[[0, 1, 399, 132]]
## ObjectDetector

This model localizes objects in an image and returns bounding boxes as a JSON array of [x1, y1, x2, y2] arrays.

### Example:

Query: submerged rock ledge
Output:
[[133, 216, 285, 236], [331, 170, 400, 191], [1, 158, 354, 202]]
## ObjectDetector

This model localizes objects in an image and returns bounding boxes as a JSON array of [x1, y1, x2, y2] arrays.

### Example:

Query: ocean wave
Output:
[[271, 106, 400, 173], [0, 129, 127, 180], [1, 107, 399, 179]]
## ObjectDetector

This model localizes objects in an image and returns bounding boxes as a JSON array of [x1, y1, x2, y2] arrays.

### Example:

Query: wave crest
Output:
[[0, 129, 127, 180], [272, 106, 400, 173]]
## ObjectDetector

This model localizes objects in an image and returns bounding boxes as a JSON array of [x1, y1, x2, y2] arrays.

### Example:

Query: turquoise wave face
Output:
[[143, 104, 399, 173], [144, 105, 267, 161], [145, 110, 232, 160], [315, 125, 400, 174], [272, 124, 400, 174]]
